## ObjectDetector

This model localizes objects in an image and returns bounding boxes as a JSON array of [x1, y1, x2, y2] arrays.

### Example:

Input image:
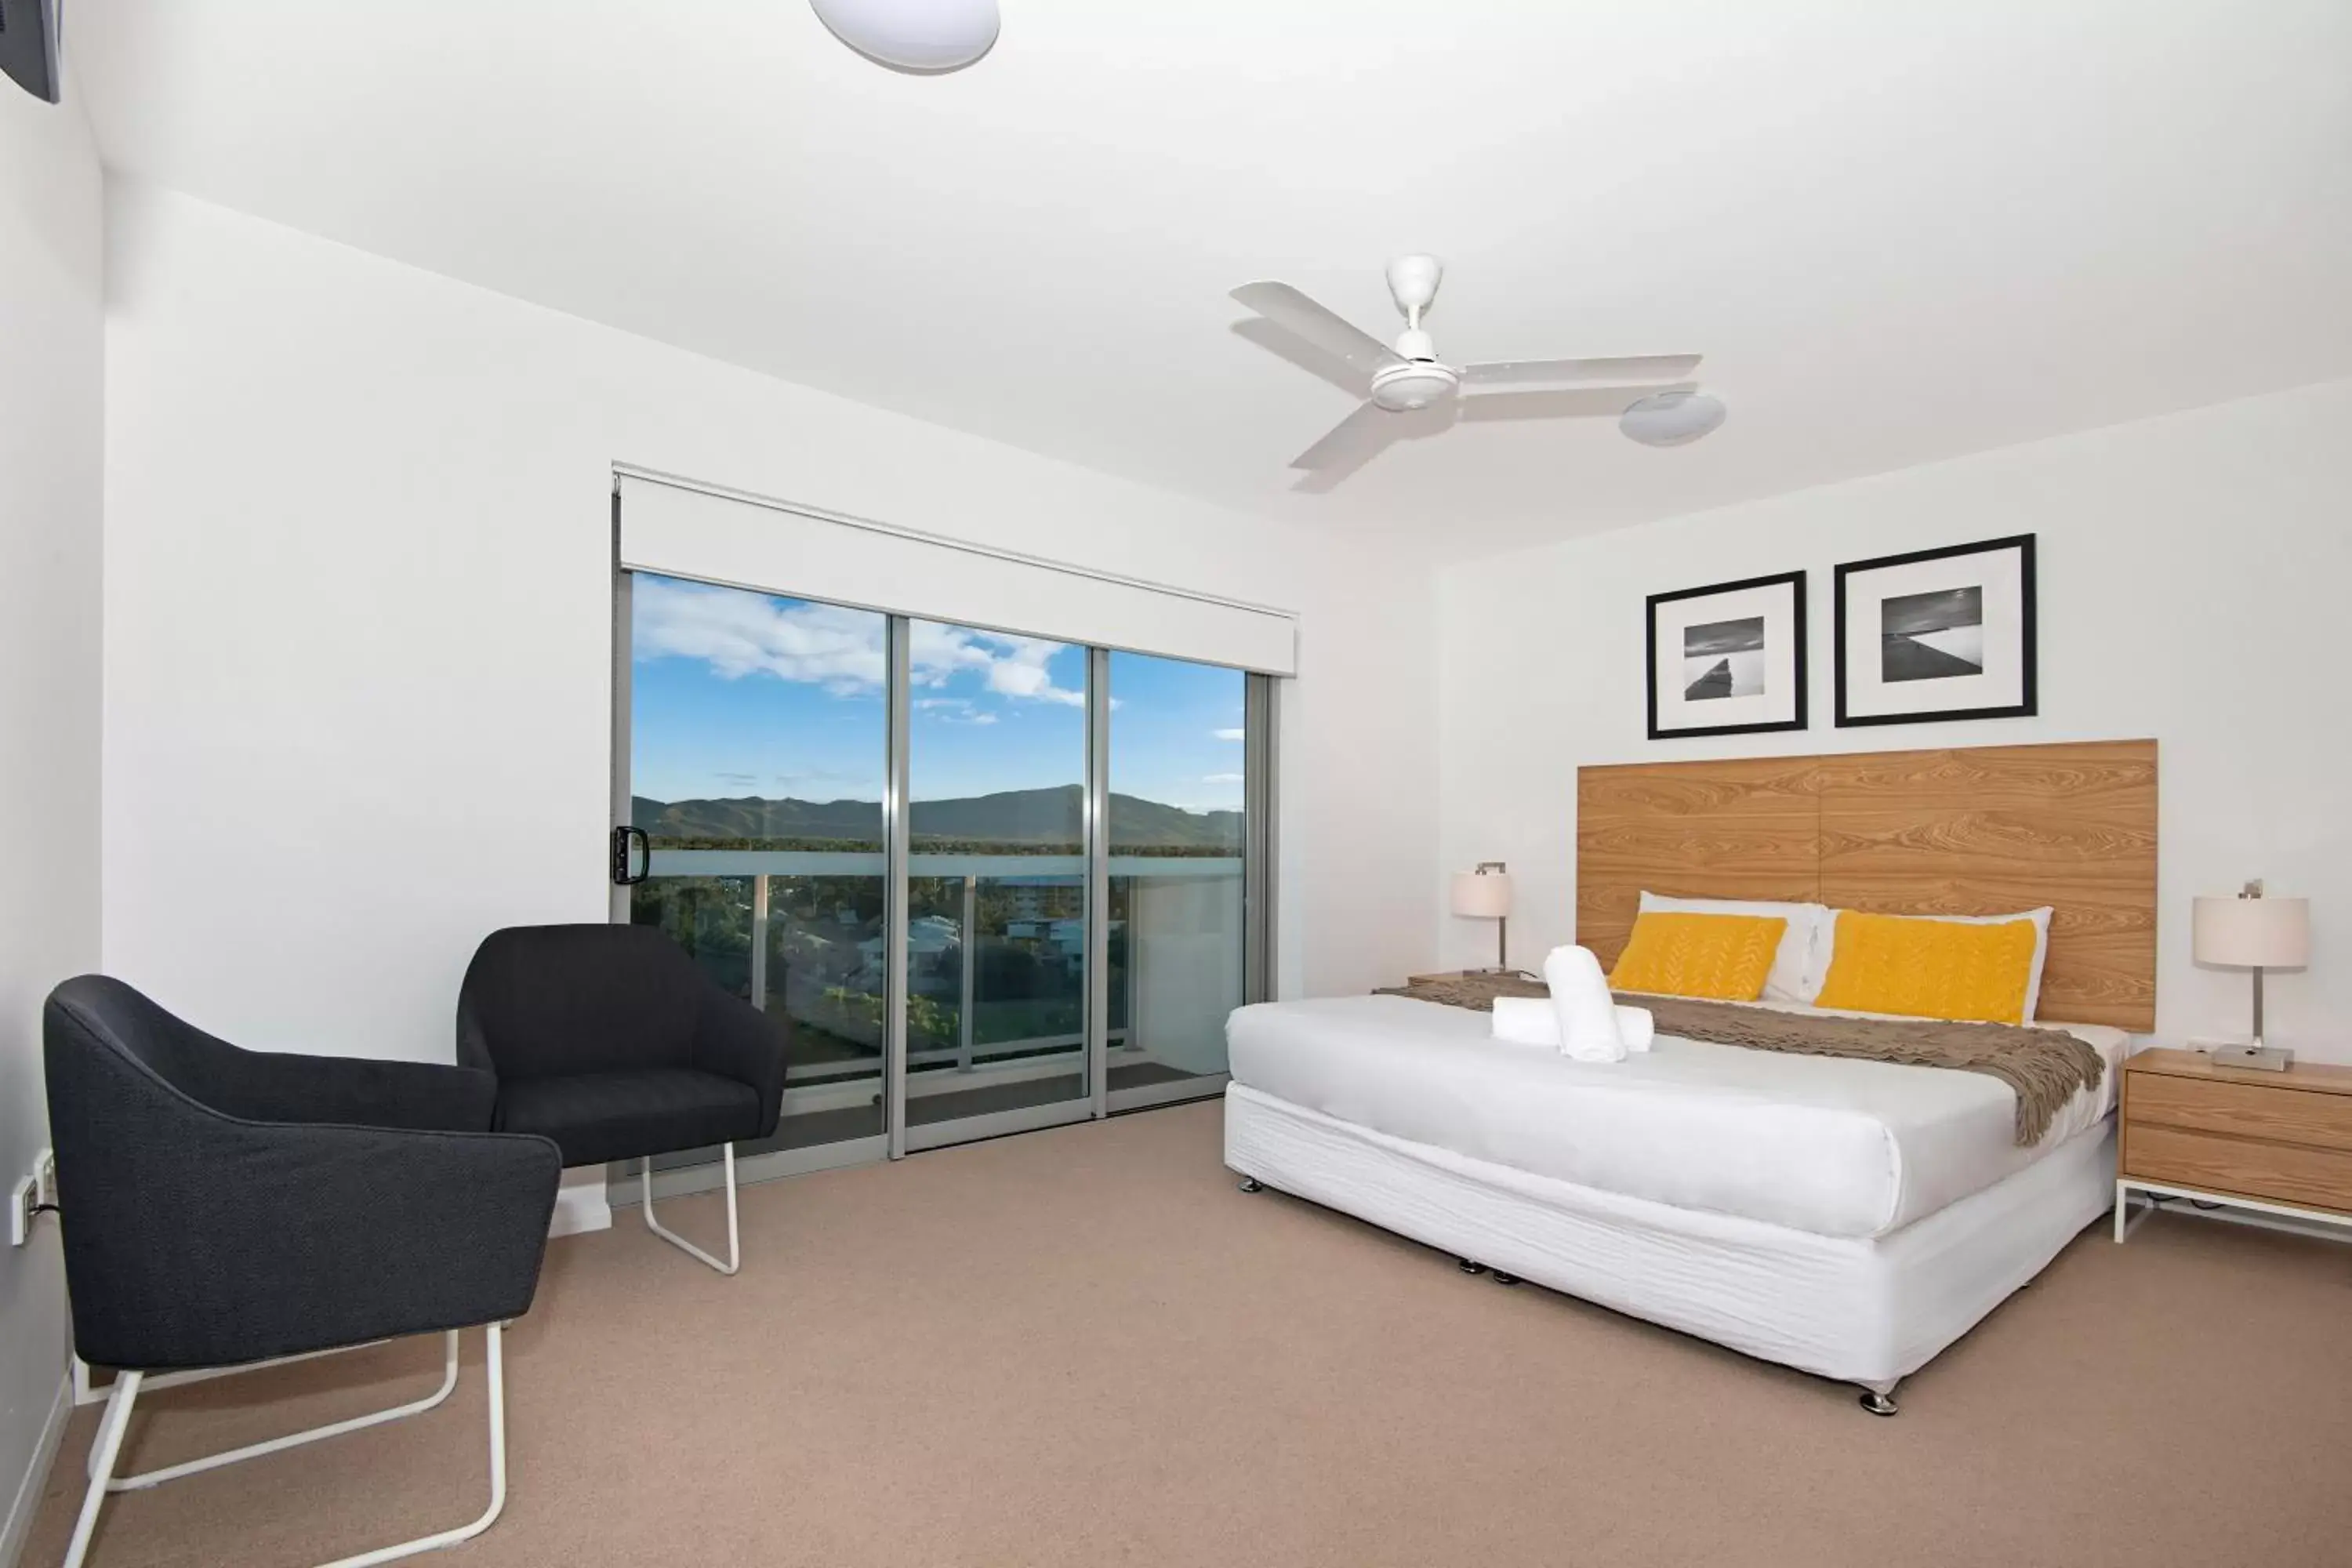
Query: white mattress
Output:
[[1224, 995, 2126, 1240], [1224, 1080, 2117, 1388]]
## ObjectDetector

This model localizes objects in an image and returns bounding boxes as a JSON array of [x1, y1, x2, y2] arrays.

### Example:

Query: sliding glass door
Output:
[[1106, 651, 1250, 1106], [614, 569, 1269, 1181], [620, 574, 891, 1165], [901, 620, 1094, 1146]]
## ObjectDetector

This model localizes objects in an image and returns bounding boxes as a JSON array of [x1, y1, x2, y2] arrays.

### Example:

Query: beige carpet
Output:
[[23, 1102, 2352, 1567]]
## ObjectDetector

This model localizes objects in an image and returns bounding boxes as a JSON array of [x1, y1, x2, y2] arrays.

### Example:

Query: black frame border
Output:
[[1645, 569, 1809, 741], [1832, 533, 2038, 728]]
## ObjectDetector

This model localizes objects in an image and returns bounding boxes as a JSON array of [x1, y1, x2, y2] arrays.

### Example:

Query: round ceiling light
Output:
[[1619, 390, 1727, 447], [811, 0, 1000, 72]]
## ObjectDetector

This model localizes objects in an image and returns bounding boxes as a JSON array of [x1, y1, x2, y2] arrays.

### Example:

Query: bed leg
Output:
[[1858, 1386, 1900, 1417], [1490, 1272, 1523, 1287], [1237, 1177, 1264, 1193], [1456, 1258, 1486, 1276]]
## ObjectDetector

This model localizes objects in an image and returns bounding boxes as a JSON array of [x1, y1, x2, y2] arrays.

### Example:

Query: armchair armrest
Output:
[[203, 1049, 499, 1132], [63, 1109, 561, 1370], [694, 989, 789, 1136]]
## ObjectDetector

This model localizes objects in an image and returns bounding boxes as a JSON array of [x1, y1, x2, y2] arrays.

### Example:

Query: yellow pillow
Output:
[[1608, 912, 1787, 1001], [1811, 910, 2038, 1025]]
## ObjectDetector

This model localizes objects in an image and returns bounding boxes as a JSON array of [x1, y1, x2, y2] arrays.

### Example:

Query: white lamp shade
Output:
[[2192, 895, 2310, 967], [1451, 871, 1513, 919]]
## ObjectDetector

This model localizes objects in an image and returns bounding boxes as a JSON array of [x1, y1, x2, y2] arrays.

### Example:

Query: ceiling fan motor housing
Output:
[[1370, 360, 1461, 411]]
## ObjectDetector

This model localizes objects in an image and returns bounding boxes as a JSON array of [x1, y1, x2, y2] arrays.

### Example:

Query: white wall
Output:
[[101, 183, 1439, 1064], [0, 79, 103, 1566], [1438, 379, 2352, 1061]]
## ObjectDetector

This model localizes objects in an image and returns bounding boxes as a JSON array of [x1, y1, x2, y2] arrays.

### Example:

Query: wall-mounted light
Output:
[[811, 0, 1000, 73]]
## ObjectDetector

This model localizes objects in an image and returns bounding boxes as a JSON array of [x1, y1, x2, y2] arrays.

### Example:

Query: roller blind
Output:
[[616, 470, 1299, 676]]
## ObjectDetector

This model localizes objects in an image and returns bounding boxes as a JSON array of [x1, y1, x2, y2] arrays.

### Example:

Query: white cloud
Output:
[[916, 698, 994, 724], [1203, 772, 1244, 785], [1212, 728, 1245, 741], [907, 619, 1084, 706], [636, 579, 1083, 706], [633, 577, 886, 693]]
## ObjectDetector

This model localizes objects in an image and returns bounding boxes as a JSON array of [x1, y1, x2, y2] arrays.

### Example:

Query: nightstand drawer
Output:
[[2124, 1123, 2352, 1215], [2126, 1073, 2352, 1153]]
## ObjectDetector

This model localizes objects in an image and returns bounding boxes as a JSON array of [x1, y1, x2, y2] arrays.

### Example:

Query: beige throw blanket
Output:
[[1371, 974, 2104, 1146]]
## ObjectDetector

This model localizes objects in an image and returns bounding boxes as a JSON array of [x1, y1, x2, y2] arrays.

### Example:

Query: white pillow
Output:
[[1809, 906, 2053, 1018], [1635, 891, 1828, 1006]]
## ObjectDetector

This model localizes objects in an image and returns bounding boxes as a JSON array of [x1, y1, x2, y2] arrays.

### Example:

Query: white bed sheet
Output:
[[1223, 1080, 2116, 1388], [1224, 994, 2125, 1240]]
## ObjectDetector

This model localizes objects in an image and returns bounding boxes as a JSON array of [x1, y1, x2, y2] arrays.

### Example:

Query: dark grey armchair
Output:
[[457, 924, 790, 1275], [43, 975, 561, 1568]]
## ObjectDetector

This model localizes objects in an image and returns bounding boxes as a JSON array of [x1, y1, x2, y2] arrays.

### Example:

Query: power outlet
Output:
[[8, 1148, 55, 1247]]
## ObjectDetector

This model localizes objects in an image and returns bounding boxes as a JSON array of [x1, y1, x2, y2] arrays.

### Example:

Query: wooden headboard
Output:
[[1576, 739, 2158, 1031]]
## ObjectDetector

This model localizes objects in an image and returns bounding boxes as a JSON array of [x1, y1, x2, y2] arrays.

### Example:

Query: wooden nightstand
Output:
[[2115, 1047, 2352, 1242]]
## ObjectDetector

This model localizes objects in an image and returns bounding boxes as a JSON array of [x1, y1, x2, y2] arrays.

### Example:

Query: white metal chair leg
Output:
[[103, 1330, 461, 1492], [64, 1326, 507, 1568], [641, 1142, 741, 1275], [74, 1339, 392, 1410], [314, 1323, 506, 1568], [63, 1370, 140, 1568]]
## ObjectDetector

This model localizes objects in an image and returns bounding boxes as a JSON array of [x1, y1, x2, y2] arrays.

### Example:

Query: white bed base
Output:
[[1224, 1081, 2114, 1408]]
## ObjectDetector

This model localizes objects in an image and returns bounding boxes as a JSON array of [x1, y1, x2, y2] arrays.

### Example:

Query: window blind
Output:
[[615, 470, 1298, 676]]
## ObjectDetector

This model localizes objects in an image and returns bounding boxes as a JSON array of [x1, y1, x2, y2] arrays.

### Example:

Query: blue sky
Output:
[[630, 575, 1246, 811]]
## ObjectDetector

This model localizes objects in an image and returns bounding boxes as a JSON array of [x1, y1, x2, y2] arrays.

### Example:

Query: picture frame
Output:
[[1833, 534, 2037, 728], [1645, 570, 1809, 740]]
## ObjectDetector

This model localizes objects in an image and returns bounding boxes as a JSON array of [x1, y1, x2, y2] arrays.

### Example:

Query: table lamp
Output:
[[1451, 862, 1513, 975], [2192, 880, 2310, 1071]]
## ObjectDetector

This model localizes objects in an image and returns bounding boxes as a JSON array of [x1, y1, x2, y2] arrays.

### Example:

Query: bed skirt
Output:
[[1223, 1080, 2114, 1393]]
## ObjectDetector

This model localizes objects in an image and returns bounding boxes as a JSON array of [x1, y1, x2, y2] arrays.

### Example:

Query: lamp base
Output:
[[2209, 1043, 2294, 1072]]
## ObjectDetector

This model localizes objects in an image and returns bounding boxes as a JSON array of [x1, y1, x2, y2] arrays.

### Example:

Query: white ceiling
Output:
[[70, 1, 2352, 558]]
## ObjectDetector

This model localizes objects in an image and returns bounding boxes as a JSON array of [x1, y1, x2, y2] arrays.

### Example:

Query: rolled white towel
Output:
[[1490, 996, 1561, 1046], [1542, 945, 1626, 1062], [1490, 996, 1656, 1052]]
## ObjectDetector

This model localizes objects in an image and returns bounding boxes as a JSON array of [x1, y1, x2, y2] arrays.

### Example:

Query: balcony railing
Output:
[[639, 849, 1240, 1107]]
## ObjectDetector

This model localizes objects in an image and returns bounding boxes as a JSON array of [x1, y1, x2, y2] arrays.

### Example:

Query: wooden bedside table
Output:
[[2115, 1047, 2352, 1242]]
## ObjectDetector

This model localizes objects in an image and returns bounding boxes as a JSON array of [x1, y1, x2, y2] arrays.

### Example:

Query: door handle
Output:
[[610, 825, 651, 886]]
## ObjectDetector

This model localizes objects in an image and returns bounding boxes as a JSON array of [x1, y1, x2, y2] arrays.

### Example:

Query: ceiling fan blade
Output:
[[1287, 401, 1450, 491], [1460, 383, 1697, 422], [1232, 282, 1404, 378], [1289, 401, 1394, 470], [1231, 317, 1374, 398], [1459, 354, 1702, 390]]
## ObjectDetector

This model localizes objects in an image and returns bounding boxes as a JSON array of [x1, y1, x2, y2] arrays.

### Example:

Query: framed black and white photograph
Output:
[[1646, 570, 1808, 739], [1834, 534, 2036, 727]]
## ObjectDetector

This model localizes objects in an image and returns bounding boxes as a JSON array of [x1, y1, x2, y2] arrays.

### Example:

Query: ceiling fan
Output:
[[1231, 256, 1708, 485]]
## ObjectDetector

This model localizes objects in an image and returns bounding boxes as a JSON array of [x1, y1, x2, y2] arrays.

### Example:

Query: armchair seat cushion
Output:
[[496, 1068, 764, 1167]]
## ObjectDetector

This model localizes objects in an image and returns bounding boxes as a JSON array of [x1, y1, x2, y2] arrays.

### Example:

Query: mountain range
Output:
[[633, 785, 1241, 851]]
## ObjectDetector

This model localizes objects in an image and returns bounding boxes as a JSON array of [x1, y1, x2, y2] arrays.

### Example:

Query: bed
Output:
[[1224, 739, 2158, 1413]]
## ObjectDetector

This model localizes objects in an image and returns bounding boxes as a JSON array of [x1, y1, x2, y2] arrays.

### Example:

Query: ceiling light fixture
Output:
[[811, 0, 1000, 73], [1619, 390, 1727, 447]]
